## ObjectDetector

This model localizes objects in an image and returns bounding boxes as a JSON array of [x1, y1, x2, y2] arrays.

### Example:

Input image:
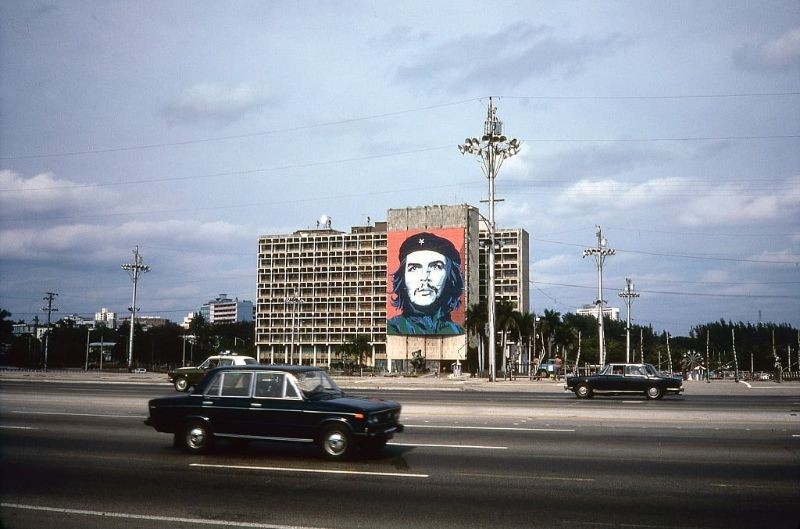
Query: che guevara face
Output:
[[404, 249, 447, 308]]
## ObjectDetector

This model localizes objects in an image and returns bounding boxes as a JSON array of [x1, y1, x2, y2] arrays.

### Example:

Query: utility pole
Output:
[[41, 292, 58, 370], [583, 227, 615, 366], [458, 97, 521, 382], [618, 278, 640, 363], [121, 246, 150, 371]]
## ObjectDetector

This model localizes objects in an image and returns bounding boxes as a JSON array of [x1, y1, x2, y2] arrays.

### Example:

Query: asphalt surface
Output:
[[2, 370, 799, 529]]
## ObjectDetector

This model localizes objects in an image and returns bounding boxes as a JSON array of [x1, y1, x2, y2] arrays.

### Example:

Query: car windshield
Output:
[[244, 358, 258, 365], [294, 370, 343, 399]]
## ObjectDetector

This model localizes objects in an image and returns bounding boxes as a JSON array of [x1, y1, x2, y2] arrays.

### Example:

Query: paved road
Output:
[[1, 377, 798, 529]]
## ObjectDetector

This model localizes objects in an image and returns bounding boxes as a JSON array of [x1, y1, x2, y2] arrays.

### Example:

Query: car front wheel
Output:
[[575, 384, 593, 399], [173, 377, 189, 392], [319, 424, 352, 460], [645, 386, 664, 400], [181, 420, 214, 454]]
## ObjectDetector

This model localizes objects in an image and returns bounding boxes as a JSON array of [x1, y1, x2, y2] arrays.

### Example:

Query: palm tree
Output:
[[516, 312, 537, 375], [495, 300, 519, 375], [538, 309, 562, 360], [465, 303, 487, 374]]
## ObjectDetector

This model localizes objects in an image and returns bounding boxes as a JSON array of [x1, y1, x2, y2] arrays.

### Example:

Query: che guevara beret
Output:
[[398, 232, 461, 264]]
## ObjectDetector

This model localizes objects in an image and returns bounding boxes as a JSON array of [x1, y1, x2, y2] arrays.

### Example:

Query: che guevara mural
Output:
[[386, 229, 465, 336]]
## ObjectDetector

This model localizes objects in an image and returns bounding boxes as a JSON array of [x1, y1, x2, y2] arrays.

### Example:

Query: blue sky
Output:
[[1, 1, 798, 335]]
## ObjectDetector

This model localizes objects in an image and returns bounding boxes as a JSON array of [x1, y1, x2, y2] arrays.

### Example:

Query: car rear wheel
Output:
[[645, 386, 664, 400], [575, 384, 593, 399], [181, 420, 214, 454], [538, 370, 549, 379], [319, 424, 352, 460], [173, 377, 189, 392]]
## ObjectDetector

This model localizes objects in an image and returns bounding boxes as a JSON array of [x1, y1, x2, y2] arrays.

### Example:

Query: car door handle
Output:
[[250, 403, 262, 408], [202, 400, 214, 405]]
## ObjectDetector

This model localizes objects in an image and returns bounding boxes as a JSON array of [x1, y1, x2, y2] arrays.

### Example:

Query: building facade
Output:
[[576, 304, 620, 321], [200, 294, 254, 325], [255, 204, 529, 371], [478, 228, 530, 313], [94, 307, 117, 329]]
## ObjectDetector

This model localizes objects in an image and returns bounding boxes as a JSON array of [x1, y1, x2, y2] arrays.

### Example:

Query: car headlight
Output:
[[367, 415, 379, 425]]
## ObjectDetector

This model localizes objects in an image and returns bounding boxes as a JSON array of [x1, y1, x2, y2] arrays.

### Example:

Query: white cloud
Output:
[[679, 176, 800, 227], [733, 26, 800, 72], [555, 177, 688, 213], [162, 83, 270, 126], [0, 169, 118, 218]]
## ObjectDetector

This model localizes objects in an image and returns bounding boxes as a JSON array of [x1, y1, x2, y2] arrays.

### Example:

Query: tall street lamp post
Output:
[[121, 246, 150, 371], [618, 278, 640, 364], [583, 227, 615, 366], [459, 97, 521, 382]]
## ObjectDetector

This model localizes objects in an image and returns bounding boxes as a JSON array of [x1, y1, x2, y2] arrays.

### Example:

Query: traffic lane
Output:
[[361, 387, 800, 412], [3, 429, 798, 529], [4, 379, 799, 416], [4, 411, 800, 529]]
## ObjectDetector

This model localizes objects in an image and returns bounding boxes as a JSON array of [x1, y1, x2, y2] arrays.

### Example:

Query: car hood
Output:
[[169, 366, 201, 375], [316, 394, 401, 412]]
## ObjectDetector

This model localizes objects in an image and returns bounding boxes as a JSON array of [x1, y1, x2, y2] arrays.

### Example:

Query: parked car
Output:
[[168, 353, 258, 391], [565, 363, 684, 400], [145, 365, 404, 460]]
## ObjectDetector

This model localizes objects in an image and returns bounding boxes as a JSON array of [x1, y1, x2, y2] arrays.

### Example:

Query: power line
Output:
[[532, 237, 798, 265], [531, 280, 799, 299], [2, 92, 797, 161], [0, 99, 481, 161]]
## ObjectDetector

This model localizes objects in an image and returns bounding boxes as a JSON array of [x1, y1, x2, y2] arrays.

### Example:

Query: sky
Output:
[[1, 0, 798, 337]]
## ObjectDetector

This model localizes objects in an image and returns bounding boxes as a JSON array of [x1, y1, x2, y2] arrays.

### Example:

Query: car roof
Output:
[[207, 364, 325, 374]]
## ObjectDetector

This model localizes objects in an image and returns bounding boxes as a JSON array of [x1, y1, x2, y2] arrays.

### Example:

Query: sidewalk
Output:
[[2, 368, 798, 395]]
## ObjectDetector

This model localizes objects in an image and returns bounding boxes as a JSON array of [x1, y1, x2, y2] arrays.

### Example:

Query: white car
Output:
[[168, 354, 258, 391]]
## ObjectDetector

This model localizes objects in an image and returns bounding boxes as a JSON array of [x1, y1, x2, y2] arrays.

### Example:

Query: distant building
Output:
[[181, 312, 195, 330], [12, 322, 38, 336], [61, 314, 94, 327], [94, 307, 117, 329], [576, 304, 620, 321], [201, 294, 254, 325], [118, 316, 170, 330]]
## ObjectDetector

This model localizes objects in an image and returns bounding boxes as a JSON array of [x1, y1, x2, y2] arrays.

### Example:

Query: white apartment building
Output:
[[478, 228, 530, 313], [256, 204, 530, 371], [576, 304, 620, 321], [94, 307, 117, 329], [200, 295, 254, 324]]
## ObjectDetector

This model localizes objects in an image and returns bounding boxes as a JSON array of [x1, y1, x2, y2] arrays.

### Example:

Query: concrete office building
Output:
[[200, 294, 254, 325], [255, 204, 529, 371], [576, 304, 620, 321]]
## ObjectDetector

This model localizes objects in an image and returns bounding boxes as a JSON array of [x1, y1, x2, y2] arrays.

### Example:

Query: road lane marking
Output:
[[0, 503, 330, 529], [11, 410, 143, 419], [405, 424, 575, 432], [189, 463, 428, 479], [389, 442, 507, 450], [456, 472, 594, 482], [0, 425, 36, 430]]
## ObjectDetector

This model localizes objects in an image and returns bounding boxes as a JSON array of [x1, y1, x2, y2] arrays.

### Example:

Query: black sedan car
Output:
[[145, 365, 403, 460], [565, 363, 684, 400]]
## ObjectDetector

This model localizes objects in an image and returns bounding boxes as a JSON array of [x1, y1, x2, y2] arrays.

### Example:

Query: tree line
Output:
[[463, 302, 799, 375], [0, 309, 255, 370], [1, 306, 798, 374]]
